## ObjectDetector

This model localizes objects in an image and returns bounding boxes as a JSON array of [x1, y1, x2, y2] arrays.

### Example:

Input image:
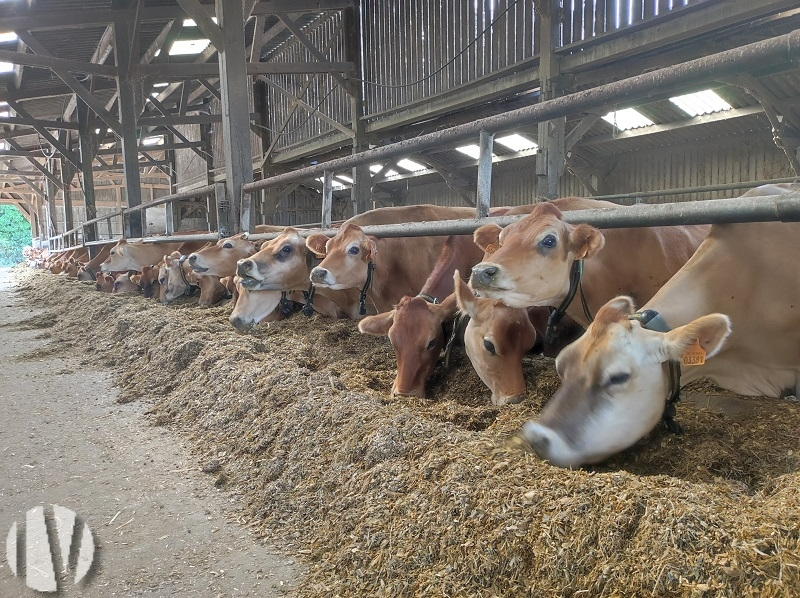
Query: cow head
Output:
[[306, 224, 378, 290], [453, 271, 537, 406], [358, 294, 459, 398], [236, 228, 313, 291], [228, 276, 286, 331], [100, 239, 131, 272], [137, 264, 161, 299], [520, 296, 731, 467], [187, 233, 256, 277], [195, 274, 228, 308], [469, 202, 605, 308], [112, 272, 141, 294], [161, 251, 195, 303], [64, 259, 79, 278], [95, 273, 116, 293]]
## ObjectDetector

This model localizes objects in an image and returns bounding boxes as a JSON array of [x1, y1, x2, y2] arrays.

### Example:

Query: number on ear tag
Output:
[[681, 340, 706, 366]]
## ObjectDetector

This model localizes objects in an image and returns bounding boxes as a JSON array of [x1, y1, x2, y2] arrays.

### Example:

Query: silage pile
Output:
[[12, 270, 800, 597]]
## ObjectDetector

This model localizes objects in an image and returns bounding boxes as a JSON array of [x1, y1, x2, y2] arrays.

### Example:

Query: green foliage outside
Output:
[[0, 205, 32, 266]]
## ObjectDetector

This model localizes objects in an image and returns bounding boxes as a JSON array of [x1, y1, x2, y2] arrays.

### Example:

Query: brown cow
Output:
[[235, 227, 364, 319], [469, 198, 710, 327], [357, 234, 485, 397], [186, 233, 259, 277], [306, 205, 476, 314], [228, 279, 298, 331], [112, 272, 141, 294], [520, 184, 800, 467], [101, 239, 208, 273], [95, 273, 116, 293], [453, 271, 537, 405], [76, 243, 114, 281], [137, 264, 162, 299], [161, 251, 229, 307]]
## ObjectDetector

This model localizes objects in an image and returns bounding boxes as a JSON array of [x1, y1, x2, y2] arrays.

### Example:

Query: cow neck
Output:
[[544, 259, 592, 345], [178, 255, 199, 296], [302, 252, 321, 316], [359, 260, 376, 316], [628, 309, 683, 435]]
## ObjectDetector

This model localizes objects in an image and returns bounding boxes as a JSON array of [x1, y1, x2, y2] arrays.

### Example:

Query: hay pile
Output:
[[13, 270, 800, 597]]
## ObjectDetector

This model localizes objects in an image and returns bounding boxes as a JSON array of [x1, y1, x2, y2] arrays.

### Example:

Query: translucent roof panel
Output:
[[601, 108, 654, 131], [0, 32, 17, 43], [456, 145, 481, 159], [369, 164, 399, 177], [0, 62, 13, 73], [495, 134, 538, 152], [669, 90, 732, 117], [396, 159, 426, 172]]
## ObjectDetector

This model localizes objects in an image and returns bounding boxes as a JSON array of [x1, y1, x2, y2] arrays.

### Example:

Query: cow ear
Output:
[[474, 224, 502, 254], [453, 270, 477, 317], [130, 274, 142, 284], [568, 224, 605, 259], [118, 239, 128, 245], [357, 310, 394, 336], [363, 236, 378, 261], [305, 233, 328, 258], [164, 254, 173, 267], [664, 314, 731, 362]]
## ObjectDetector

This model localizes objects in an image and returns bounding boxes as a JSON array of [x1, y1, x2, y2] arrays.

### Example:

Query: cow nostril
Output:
[[188, 255, 197, 263], [239, 260, 252, 271], [482, 265, 498, 278]]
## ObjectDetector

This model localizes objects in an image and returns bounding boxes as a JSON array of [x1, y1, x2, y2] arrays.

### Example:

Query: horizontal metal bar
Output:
[[243, 193, 800, 241], [244, 30, 800, 194], [124, 185, 214, 214], [593, 177, 800, 201], [133, 233, 219, 244]]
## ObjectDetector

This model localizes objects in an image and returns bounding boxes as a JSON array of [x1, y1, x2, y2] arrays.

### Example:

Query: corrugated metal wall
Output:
[[266, 139, 795, 225]]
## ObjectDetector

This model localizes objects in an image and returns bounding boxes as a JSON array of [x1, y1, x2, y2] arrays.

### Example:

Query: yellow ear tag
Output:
[[681, 340, 706, 366]]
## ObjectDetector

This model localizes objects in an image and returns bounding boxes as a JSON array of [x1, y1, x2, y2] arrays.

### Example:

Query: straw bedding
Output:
[[12, 270, 800, 597]]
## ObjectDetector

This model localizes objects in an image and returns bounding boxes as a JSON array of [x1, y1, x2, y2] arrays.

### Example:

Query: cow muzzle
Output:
[[309, 266, 332, 286], [470, 263, 501, 290], [187, 254, 208, 272]]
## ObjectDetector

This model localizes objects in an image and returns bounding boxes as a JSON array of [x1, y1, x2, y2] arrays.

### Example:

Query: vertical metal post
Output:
[[215, 182, 231, 237], [344, 6, 370, 215], [107, 217, 113, 239], [77, 99, 98, 243], [45, 176, 58, 239], [216, 0, 254, 233], [115, 19, 144, 238], [536, 0, 565, 199], [476, 130, 494, 219], [321, 170, 333, 229]]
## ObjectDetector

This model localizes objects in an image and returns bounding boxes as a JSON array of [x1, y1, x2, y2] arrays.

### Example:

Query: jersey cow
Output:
[[234, 227, 367, 320], [469, 198, 710, 325], [519, 184, 800, 467], [306, 205, 476, 314], [76, 242, 114, 281], [101, 238, 207, 273]]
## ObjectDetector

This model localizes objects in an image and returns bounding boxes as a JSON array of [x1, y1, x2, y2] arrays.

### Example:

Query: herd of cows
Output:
[[35, 183, 800, 468]]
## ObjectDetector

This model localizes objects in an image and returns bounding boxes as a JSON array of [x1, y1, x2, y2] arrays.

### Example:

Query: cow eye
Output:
[[348, 246, 360, 255], [607, 373, 630, 386], [159, 277, 166, 284], [223, 242, 233, 249], [426, 339, 436, 350], [539, 234, 557, 249], [483, 339, 496, 355], [113, 282, 120, 289], [281, 245, 292, 254]]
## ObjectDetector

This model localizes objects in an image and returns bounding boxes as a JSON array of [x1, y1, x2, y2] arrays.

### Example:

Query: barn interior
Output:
[[2, 1, 800, 597]]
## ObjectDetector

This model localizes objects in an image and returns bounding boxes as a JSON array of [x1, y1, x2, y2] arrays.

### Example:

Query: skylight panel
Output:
[[316, 177, 346, 190], [495, 134, 538, 152], [669, 90, 732, 117], [602, 108, 654, 131], [183, 18, 218, 27], [0, 32, 17, 43], [396, 159, 426, 172], [456, 145, 481, 159], [142, 136, 164, 146], [369, 164, 399, 177], [335, 174, 353, 184], [157, 39, 211, 56], [0, 62, 13, 74]]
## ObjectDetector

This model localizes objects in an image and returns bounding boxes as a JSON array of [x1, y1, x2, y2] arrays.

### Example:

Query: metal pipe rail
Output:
[[243, 30, 800, 194], [244, 192, 800, 241], [594, 177, 800, 202]]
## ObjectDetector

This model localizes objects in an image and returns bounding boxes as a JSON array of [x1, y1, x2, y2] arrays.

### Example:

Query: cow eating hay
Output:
[[14, 269, 800, 597]]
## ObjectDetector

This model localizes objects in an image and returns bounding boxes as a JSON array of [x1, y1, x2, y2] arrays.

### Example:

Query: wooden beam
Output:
[[0, 48, 117, 76], [63, 25, 115, 121], [252, 0, 353, 14], [261, 77, 354, 138], [176, 0, 223, 50]]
